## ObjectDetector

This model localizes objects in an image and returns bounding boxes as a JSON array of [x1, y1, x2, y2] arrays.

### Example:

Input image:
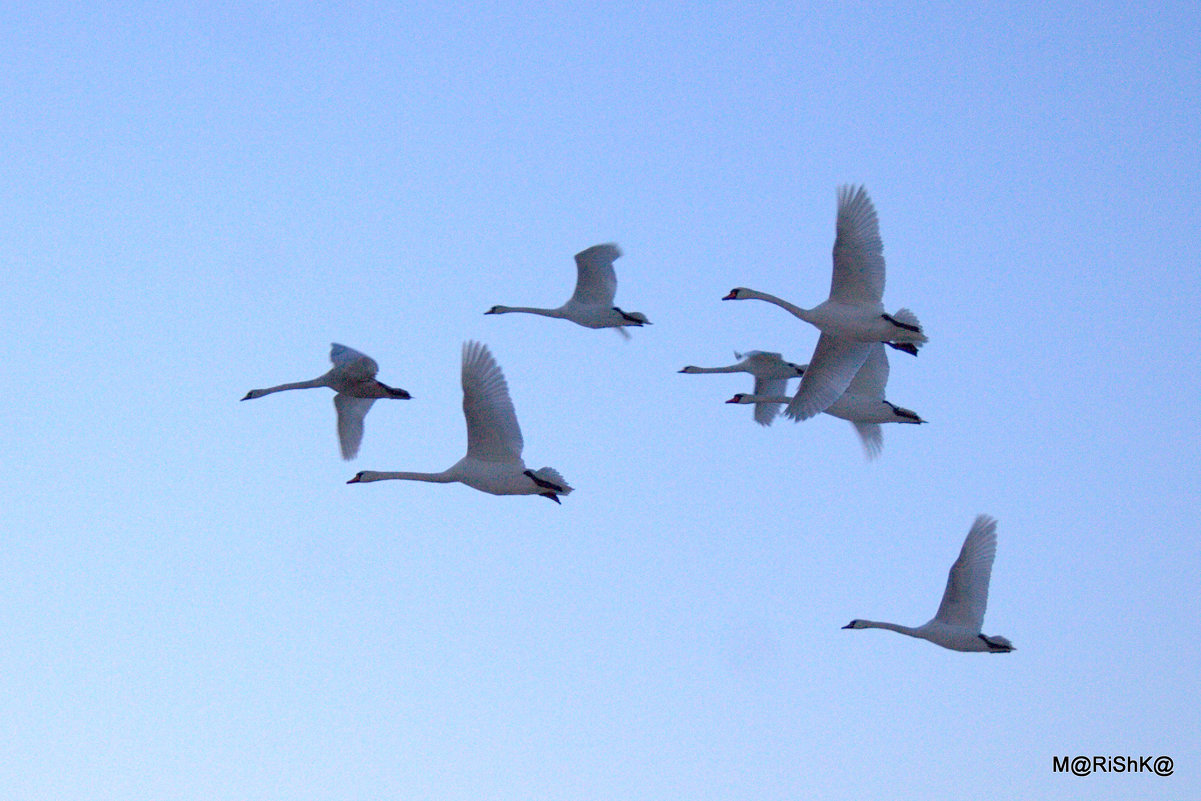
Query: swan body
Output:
[[347, 341, 571, 502], [680, 350, 805, 426], [485, 243, 650, 334], [725, 344, 922, 457], [843, 515, 1015, 653], [722, 185, 926, 420], [241, 343, 411, 460]]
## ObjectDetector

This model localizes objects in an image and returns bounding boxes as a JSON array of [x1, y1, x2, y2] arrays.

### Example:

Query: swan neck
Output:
[[858, 620, 922, 637], [493, 306, 565, 318], [741, 394, 793, 404], [248, 377, 328, 395], [684, 365, 741, 374], [743, 289, 810, 320], [356, 470, 455, 483]]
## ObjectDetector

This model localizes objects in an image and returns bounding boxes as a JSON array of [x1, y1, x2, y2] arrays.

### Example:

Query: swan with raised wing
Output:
[[842, 515, 1015, 653], [725, 343, 922, 456], [241, 343, 411, 460], [347, 341, 571, 502], [723, 185, 926, 420], [680, 350, 805, 426], [485, 243, 650, 336]]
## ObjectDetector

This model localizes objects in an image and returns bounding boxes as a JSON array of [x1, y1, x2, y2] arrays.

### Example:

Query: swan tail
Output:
[[887, 308, 927, 343], [528, 467, 573, 495]]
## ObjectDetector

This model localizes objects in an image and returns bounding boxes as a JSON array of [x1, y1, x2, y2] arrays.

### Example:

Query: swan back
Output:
[[830, 185, 886, 304], [933, 515, 999, 631], [734, 350, 807, 378], [570, 243, 621, 307], [461, 341, 524, 464]]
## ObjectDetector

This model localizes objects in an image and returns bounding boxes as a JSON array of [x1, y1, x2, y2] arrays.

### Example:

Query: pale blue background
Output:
[[2, 2, 1198, 799]]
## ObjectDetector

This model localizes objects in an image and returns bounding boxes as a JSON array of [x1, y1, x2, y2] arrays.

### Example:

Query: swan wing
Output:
[[570, 243, 621, 306], [845, 343, 889, 399], [334, 394, 376, 460], [852, 421, 883, 459], [330, 343, 379, 382], [751, 375, 788, 426], [829, 185, 885, 304], [933, 515, 998, 631], [461, 341, 524, 463], [785, 335, 871, 420]]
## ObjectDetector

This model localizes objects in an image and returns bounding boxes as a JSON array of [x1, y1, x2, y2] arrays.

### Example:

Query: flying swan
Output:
[[725, 343, 923, 457], [679, 350, 806, 426], [347, 341, 572, 502], [241, 343, 411, 460], [723, 185, 926, 420], [842, 515, 1015, 653], [485, 243, 650, 336]]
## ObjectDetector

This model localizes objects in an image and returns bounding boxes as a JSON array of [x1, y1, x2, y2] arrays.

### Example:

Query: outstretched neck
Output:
[[488, 305, 566, 319], [856, 620, 923, 638], [728, 393, 793, 405], [349, 470, 456, 484], [681, 364, 742, 374], [242, 377, 328, 399], [734, 289, 812, 321]]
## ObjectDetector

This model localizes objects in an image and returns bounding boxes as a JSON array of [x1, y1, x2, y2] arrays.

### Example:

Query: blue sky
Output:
[[2, 2, 1198, 799]]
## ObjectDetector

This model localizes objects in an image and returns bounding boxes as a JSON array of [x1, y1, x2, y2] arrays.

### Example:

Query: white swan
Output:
[[485, 243, 650, 335], [725, 344, 923, 457], [347, 341, 572, 502], [241, 343, 411, 460], [843, 515, 1015, 653], [679, 350, 806, 426], [723, 185, 926, 420]]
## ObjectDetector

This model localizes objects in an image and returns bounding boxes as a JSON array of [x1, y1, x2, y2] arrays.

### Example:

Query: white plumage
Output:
[[723, 185, 926, 420], [842, 516, 1015, 653], [241, 343, 411, 460], [347, 342, 571, 502]]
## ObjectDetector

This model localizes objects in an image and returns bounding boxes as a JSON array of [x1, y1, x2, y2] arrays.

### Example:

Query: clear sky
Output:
[[2, 2, 1198, 799]]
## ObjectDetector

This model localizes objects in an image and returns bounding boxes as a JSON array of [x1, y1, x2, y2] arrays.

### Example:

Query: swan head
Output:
[[726, 393, 755, 405], [484, 305, 509, 315], [842, 619, 870, 630], [679, 366, 703, 374], [722, 288, 750, 300], [615, 308, 650, 326], [979, 634, 1015, 653], [347, 471, 373, 484]]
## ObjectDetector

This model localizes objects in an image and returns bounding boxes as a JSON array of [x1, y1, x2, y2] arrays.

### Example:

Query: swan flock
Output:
[[241, 185, 1014, 655]]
